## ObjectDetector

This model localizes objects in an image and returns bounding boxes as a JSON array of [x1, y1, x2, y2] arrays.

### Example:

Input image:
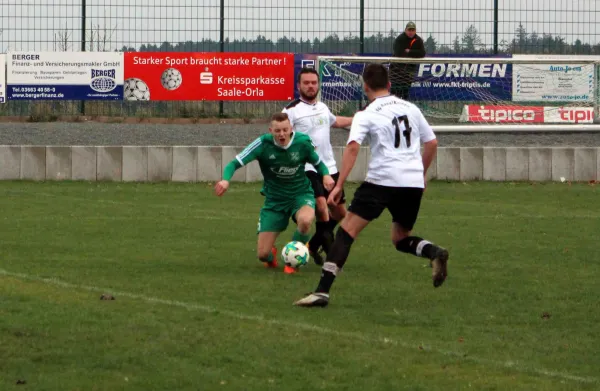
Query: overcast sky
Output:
[[1, 0, 598, 52]]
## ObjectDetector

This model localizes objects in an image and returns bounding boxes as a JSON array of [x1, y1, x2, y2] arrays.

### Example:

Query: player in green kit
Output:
[[215, 112, 335, 274]]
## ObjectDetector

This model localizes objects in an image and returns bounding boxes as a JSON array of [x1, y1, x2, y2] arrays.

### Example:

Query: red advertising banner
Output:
[[543, 106, 595, 124], [460, 104, 596, 124], [460, 105, 545, 123], [123, 52, 294, 101]]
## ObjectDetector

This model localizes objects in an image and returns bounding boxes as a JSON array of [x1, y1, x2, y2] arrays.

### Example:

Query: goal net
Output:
[[315, 55, 600, 130]]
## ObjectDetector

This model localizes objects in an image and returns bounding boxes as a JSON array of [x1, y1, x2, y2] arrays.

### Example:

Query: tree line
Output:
[[117, 23, 600, 56]]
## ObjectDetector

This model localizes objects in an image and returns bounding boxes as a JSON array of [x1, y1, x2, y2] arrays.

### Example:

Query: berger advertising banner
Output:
[[7, 52, 124, 100], [123, 52, 294, 101], [0, 54, 6, 103]]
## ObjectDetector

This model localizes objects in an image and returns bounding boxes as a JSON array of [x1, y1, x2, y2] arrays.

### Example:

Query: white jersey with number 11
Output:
[[347, 94, 436, 188]]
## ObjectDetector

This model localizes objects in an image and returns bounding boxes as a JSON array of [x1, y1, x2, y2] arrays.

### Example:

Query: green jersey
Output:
[[234, 132, 329, 200]]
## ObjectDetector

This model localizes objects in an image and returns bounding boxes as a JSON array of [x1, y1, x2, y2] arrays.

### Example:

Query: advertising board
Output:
[[7, 51, 124, 100], [460, 104, 596, 124], [123, 52, 295, 101]]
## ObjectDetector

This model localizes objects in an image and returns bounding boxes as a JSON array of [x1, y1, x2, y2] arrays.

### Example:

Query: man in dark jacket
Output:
[[390, 21, 426, 100]]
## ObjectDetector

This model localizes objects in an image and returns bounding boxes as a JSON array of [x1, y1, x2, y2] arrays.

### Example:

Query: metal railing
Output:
[[0, 0, 598, 120]]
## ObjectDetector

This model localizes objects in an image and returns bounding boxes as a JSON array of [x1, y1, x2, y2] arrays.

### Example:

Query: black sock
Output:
[[308, 221, 328, 251], [326, 218, 339, 232], [320, 218, 339, 254], [395, 236, 436, 259], [316, 228, 354, 293]]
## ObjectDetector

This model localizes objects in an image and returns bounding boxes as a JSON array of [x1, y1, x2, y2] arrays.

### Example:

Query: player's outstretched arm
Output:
[[328, 141, 359, 205], [333, 115, 354, 129], [308, 148, 334, 191], [316, 162, 334, 191], [215, 136, 263, 196], [215, 159, 242, 196], [336, 141, 359, 187]]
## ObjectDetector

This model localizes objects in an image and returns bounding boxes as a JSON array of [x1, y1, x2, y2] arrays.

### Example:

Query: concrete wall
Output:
[[0, 145, 598, 182]]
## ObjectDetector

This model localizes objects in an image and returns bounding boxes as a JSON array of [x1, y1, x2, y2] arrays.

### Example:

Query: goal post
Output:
[[314, 55, 600, 132]]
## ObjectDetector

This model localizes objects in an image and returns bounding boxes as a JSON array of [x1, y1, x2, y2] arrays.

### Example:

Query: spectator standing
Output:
[[390, 21, 426, 100]]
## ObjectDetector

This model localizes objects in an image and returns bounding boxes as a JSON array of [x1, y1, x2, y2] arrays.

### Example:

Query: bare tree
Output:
[[51, 22, 116, 52], [53, 27, 72, 51], [87, 23, 117, 52]]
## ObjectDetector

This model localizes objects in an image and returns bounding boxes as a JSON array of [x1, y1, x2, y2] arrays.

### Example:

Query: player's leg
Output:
[[256, 205, 290, 268], [257, 232, 280, 268], [389, 187, 450, 287], [294, 204, 315, 239], [285, 196, 317, 273], [305, 171, 329, 265], [309, 195, 329, 265], [294, 182, 386, 307], [290, 193, 317, 243], [321, 173, 347, 254]]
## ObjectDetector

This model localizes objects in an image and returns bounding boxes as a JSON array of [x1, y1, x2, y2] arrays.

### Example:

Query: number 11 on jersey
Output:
[[392, 115, 411, 148]]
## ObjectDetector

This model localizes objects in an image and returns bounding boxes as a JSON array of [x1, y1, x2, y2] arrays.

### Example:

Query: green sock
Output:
[[292, 229, 311, 244], [260, 252, 274, 263]]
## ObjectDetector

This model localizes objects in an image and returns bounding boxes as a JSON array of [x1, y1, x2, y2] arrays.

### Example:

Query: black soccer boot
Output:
[[430, 247, 449, 288]]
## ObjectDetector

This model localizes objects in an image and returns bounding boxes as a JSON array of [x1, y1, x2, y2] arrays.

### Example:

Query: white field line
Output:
[[0, 268, 597, 385]]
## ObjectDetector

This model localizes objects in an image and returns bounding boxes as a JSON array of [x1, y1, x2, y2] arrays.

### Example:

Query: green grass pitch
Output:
[[1, 180, 599, 390]]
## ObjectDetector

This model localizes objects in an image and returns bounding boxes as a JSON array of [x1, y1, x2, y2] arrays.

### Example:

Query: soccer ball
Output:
[[282, 241, 310, 268], [123, 78, 150, 101], [160, 68, 183, 90]]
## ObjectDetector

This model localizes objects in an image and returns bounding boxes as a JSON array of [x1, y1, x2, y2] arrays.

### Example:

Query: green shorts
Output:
[[257, 194, 315, 233]]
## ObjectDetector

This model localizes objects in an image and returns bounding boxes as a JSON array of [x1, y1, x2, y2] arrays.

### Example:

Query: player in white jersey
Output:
[[282, 68, 354, 265], [294, 63, 449, 307]]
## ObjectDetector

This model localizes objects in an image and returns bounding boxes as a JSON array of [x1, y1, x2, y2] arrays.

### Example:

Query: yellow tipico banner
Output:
[[0, 54, 6, 103]]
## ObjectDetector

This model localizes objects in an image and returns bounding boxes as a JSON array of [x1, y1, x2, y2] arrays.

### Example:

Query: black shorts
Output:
[[348, 182, 423, 230], [306, 171, 346, 204]]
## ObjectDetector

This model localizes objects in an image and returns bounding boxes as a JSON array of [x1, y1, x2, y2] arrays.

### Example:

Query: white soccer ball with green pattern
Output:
[[282, 241, 310, 268]]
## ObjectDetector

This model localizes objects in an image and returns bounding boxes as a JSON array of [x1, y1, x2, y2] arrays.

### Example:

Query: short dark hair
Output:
[[362, 63, 389, 90], [297, 67, 319, 83], [271, 112, 289, 122]]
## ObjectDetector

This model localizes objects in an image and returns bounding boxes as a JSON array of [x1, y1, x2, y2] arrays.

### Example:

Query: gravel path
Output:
[[1, 122, 600, 147]]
